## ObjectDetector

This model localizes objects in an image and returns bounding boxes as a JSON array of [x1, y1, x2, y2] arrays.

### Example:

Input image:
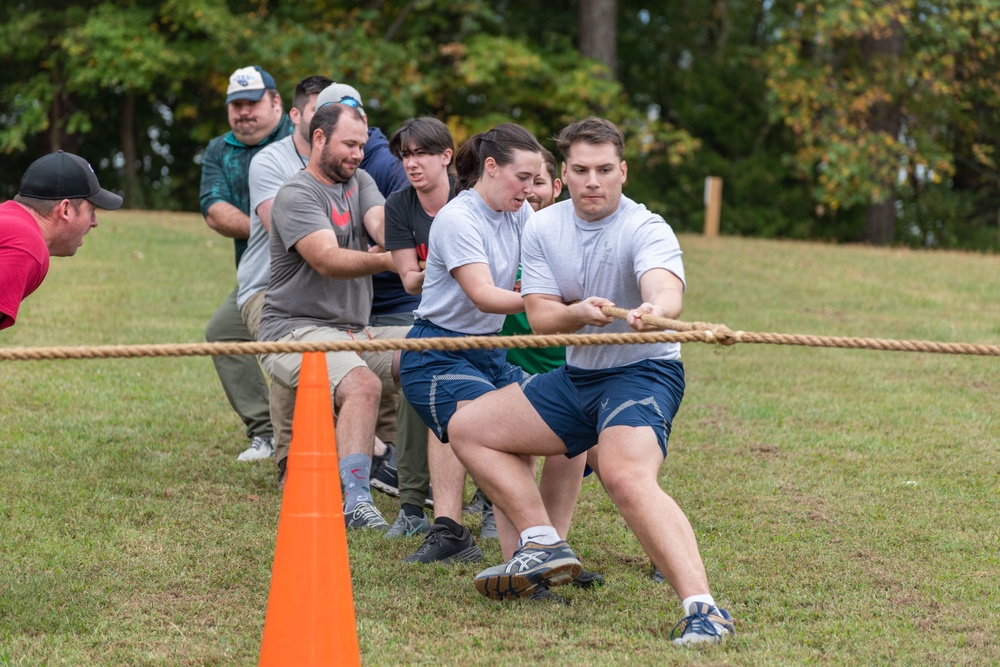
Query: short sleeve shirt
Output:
[[413, 188, 529, 334], [0, 201, 49, 330], [521, 195, 685, 369], [384, 182, 456, 260], [258, 168, 385, 341], [235, 135, 305, 308]]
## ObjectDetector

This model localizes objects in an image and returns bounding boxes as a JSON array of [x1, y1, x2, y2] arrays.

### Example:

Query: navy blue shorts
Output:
[[521, 359, 685, 458], [400, 319, 526, 442]]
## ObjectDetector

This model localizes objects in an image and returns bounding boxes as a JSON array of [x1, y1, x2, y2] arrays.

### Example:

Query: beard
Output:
[[318, 145, 360, 183]]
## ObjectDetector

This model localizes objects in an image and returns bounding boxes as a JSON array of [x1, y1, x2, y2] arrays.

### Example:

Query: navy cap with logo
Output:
[[226, 65, 277, 105], [18, 151, 123, 211]]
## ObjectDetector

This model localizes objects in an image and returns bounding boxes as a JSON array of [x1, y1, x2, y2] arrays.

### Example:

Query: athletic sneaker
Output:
[[572, 568, 604, 589], [652, 561, 665, 584], [237, 435, 274, 462], [345, 502, 389, 531], [463, 489, 486, 514], [370, 443, 399, 497], [527, 586, 570, 606], [277, 457, 287, 490], [385, 509, 431, 539], [670, 602, 735, 646], [424, 485, 434, 509], [480, 500, 498, 539], [474, 540, 582, 600], [403, 524, 483, 564]]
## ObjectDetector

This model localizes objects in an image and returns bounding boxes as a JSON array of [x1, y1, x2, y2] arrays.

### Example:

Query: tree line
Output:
[[2, 0, 998, 250]]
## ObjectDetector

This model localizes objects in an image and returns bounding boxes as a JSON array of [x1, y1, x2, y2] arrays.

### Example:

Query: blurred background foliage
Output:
[[1, 0, 998, 250]]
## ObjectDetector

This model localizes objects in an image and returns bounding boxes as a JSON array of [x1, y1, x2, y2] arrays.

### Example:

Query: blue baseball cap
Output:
[[226, 66, 277, 104]]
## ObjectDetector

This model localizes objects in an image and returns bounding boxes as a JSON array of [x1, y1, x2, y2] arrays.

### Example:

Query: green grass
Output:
[[2, 211, 998, 666]]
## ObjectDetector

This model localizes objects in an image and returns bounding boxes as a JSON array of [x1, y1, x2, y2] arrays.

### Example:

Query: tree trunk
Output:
[[860, 19, 904, 245], [120, 93, 145, 210], [579, 0, 617, 76]]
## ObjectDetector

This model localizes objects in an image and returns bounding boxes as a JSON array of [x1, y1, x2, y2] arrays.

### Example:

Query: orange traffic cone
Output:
[[259, 352, 360, 667]]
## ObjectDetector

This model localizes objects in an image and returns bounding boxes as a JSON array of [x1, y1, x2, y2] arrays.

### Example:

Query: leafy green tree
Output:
[[766, 1, 1000, 247]]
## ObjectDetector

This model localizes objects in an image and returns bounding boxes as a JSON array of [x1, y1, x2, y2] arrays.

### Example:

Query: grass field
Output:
[[1, 210, 998, 666]]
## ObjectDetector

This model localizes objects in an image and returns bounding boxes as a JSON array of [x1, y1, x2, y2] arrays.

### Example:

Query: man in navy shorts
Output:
[[448, 117, 736, 645]]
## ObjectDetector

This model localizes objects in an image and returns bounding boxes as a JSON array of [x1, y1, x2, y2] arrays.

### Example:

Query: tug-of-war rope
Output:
[[2, 307, 998, 361]]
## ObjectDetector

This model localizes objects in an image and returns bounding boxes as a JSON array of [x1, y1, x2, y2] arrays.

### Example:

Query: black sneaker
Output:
[[527, 586, 570, 606], [571, 568, 604, 589], [277, 457, 287, 491], [345, 502, 389, 531], [402, 524, 484, 564], [370, 443, 399, 497]]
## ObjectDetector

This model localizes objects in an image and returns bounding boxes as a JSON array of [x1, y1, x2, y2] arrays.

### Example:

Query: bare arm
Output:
[[625, 268, 684, 331], [451, 263, 524, 315], [204, 201, 250, 239], [294, 229, 396, 279], [256, 199, 275, 234], [524, 294, 615, 334], [363, 205, 386, 249], [391, 248, 425, 295]]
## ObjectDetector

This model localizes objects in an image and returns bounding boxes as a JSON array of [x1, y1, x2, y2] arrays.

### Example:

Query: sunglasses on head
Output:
[[319, 96, 363, 110]]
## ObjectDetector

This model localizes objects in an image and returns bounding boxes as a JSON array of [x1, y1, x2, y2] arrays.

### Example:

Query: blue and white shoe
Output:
[[474, 540, 582, 600], [670, 602, 735, 645]]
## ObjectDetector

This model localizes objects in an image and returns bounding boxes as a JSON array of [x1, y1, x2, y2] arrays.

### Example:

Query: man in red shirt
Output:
[[0, 151, 122, 330]]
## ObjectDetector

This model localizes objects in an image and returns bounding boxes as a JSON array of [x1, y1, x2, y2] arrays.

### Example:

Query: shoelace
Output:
[[411, 529, 441, 555], [670, 612, 724, 641], [351, 504, 385, 526]]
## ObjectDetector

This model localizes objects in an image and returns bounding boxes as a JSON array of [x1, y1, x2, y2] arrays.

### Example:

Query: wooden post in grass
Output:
[[704, 176, 722, 237]]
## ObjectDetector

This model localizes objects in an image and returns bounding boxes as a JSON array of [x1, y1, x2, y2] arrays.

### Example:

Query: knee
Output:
[[338, 367, 383, 406]]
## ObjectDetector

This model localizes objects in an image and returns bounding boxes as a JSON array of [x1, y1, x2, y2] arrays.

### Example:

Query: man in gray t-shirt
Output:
[[258, 104, 403, 531], [448, 118, 736, 645]]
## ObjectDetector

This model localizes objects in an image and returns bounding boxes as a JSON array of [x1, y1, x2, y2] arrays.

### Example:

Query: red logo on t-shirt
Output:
[[417, 243, 428, 261], [331, 208, 351, 227], [331, 187, 356, 227]]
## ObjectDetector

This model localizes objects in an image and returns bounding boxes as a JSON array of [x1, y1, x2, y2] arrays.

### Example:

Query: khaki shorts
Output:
[[262, 324, 410, 392], [239, 290, 266, 340]]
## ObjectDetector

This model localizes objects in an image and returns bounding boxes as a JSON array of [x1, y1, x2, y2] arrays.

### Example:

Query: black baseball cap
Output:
[[18, 151, 123, 211]]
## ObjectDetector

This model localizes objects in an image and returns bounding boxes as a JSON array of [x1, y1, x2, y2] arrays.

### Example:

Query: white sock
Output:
[[681, 594, 716, 616], [519, 525, 561, 547]]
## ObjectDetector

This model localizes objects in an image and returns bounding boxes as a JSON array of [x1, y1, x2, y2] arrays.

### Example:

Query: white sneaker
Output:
[[237, 435, 274, 462]]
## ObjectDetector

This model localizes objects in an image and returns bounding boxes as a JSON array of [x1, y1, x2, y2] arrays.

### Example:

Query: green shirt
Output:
[[500, 268, 566, 374], [198, 114, 294, 268]]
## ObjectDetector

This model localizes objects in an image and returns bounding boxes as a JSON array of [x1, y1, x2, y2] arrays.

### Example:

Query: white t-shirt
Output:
[[236, 135, 307, 308], [414, 188, 530, 334], [521, 195, 686, 369]]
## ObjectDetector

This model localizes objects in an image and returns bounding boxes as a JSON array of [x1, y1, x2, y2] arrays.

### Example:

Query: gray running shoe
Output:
[[652, 561, 665, 584], [480, 500, 498, 539], [670, 602, 735, 645], [403, 524, 483, 564], [345, 502, 389, 531], [237, 435, 274, 462], [463, 489, 485, 514], [474, 540, 582, 600], [385, 509, 431, 539]]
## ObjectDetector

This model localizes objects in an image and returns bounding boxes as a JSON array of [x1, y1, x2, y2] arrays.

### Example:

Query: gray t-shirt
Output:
[[259, 168, 385, 341], [414, 188, 529, 334], [236, 135, 306, 308], [521, 195, 686, 370]]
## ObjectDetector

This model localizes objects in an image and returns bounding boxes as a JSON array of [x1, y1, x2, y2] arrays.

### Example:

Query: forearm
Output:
[[204, 202, 250, 239], [526, 295, 615, 334], [315, 249, 396, 279], [466, 284, 525, 315]]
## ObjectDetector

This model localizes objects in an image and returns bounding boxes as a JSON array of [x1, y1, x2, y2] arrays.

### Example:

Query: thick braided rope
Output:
[[1, 310, 998, 361]]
